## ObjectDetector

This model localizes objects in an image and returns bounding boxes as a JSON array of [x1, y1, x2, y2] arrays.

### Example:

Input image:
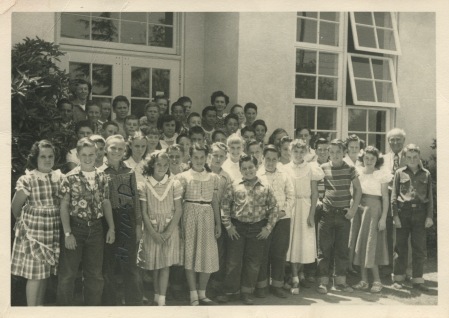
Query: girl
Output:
[[212, 130, 228, 144], [252, 119, 268, 146], [158, 114, 180, 149], [143, 127, 163, 157], [344, 134, 365, 167], [285, 139, 324, 294], [268, 128, 289, 150], [124, 131, 148, 182], [351, 146, 390, 293], [279, 136, 293, 166], [178, 144, 221, 306], [230, 104, 246, 129], [224, 114, 240, 137], [167, 144, 189, 175], [176, 134, 192, 164], [11, 140, 63, 306], [137, 151, 183, 306], [295, 127, 317, 162]]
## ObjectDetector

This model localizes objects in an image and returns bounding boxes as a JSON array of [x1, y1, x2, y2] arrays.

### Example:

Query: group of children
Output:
[[11, 83, 435, 306]]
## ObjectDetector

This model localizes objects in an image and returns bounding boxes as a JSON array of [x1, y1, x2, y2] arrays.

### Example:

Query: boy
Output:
[[57, 98, 75, 130], [222, 134, 244, 182], [124, 115, 140, 138], [243, 103, 257, 128], [102, 121, 119, 139], [255, 145, 294, 299], [171, 102, 188, 135], [187, 112, 202, 129], [246, 140, 264, 169], [70, 79, 91, 122], [317, 139, 362, 294], [241, 126, 256, 147], [99, 100, 112, 125], [66, 120, 95, 172], [202, 106, 217, 144], [112, 95, 130, 137], [89, 135, 107, 170], [224, 114, 239, 137], [86, 101, 102, 134], [177, 96, 192, 118], [155, 96, 169, 115], [57, 137, 115, 306], [101, 134, 144, 305], [189, 126, 206, 147], [210, 91, 229, 131], [392, 144, 434, 292]]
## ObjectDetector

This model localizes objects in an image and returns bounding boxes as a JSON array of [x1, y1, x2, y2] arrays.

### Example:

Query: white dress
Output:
[[285, 161, 324, 263]]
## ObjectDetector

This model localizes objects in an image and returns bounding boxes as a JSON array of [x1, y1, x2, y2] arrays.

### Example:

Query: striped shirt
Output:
[[321, 161, 358, 209]]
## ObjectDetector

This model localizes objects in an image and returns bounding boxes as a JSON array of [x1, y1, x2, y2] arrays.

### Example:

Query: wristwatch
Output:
[[65, 231, 72, 237]]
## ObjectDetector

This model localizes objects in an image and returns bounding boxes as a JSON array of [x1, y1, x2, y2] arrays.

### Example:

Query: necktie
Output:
[[393, 153, 399, 173]]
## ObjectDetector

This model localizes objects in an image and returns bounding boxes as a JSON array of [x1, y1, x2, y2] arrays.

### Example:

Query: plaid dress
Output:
[[11, 169, 63, 279]]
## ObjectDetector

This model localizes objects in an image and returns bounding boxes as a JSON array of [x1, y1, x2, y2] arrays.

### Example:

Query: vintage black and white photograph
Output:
[[5, 2, 446, 316]]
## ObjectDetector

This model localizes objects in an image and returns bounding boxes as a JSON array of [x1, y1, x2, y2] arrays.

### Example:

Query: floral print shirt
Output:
[[60, 166, 110, 221]]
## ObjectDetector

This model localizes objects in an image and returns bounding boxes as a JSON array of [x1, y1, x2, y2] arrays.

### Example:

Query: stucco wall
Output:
[[12, 12, 56, 45], [396, 12, 436, 160]]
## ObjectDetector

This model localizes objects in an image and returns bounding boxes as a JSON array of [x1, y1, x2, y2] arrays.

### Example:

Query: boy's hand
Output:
[[278, 210, 286, 219], [215, 223, 222, 239], [307, 214, 315, 228], [65, 234, 77, 250], [393, 216, 402, 228], [256, 227, 270, 240], [136, 225, 143, 243], [344, 207, 356, 220], [106, 228, 115, 244], [425, 217, 434, 228], [378, 217, 386, 231], [227, 225, 240, 240]]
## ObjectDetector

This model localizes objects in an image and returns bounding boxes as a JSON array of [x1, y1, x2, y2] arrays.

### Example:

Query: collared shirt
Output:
[[103, 161, 142, 225], [321, 161, 358, 209], [391, 166, 434, 219], [381, 150, 406, 190], [257, 167, 295, 219], [215, 168, 232, 204], [72, 103, 87, 122], [60, 166, 109, 221], [221, 176, 279, 232], [222, 157, 242, 183]]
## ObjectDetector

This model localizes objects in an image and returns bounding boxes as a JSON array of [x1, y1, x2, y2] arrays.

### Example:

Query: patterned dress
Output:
[[178, 169, 219, 273], [137, 175, 183, 270], [11, 169, 63, 279]]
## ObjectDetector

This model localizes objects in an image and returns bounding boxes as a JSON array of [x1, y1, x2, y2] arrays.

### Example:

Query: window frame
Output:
[[294, 104, 341, 140]]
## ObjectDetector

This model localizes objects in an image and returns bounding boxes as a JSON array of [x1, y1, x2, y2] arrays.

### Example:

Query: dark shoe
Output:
[[199, 297, 217, 305], [300, 278, 312, 288], [254, 287, 267, 298], [271, 287, 288, 298], [413, 284, 429, 292], [347, 268, 359, 277], [334, 284, 353, 292], [240, 293, 254, 305], [216, 294, 229, 303]]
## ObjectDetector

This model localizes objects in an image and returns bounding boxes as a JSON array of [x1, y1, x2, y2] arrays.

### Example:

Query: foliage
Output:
[[11, 37, 72, 189]]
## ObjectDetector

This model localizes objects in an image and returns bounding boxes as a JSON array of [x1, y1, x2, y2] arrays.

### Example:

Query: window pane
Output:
[[152, 69, 170, 98], [92, 12, 119, 19], [296, 106, 315, 129], [376, 29, 397, 51], [69, 62, 90, 81], [295, 75, 316, 99], [316, 131, 336, 141], [355, 80, 375, 101], [121, 21, 147, 45], [148, 12, 173, 25], [297, 12, 318, 18], [352, 56, 372, 79], [356, 25, 376, 48], [372, 59, 391, 80], [92, 64, 112, 96], [319, 53, 338, 76], [375, 81, 395, 103], [296, 50, 317, 74], [320, 12, 339, 22], [91, 17, 118, 42], [131, 67, 150, 98], [317, 107, 337, 130], [121, 12, 146, 22], [368, 110, 386, 132], [61, 14, 90, 39], [354, 12, 373, 25], [348, 109, 367, 131], [131, 99, 149, 119], [374, 12, 392, 29], [368, 134, 386, 153], [319, 21, 339, 46], [318, 77, 337, 100], [148, 25, 173, 47], [296, 18, 317, 43]]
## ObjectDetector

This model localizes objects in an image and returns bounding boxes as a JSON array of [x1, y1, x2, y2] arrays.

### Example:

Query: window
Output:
[[296, 12, 341, 48], [59, 12, 177, 54], [295, 105, 338, 141], [348, 107, 388, 152]]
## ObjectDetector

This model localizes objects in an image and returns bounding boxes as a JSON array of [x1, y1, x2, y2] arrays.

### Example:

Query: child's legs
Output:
[[210, 224, 228, 288], [394, 209, 411, 282], [82, 223, 104, 306], [120, 243, 143, 305], [256, 226, 272, 289], [410, 208, 427, 284], [371, 266, 380, 282], [333, 210, 351, 285], [26, 278, 47, 306], [154, 270, 160, 294], [158, 268, 170, 296], [269, 219, 291, 288], [198, 272, 211, 291], [185, 269, 197, 291], [317, 209, 335, 285], [360, 267, 368, 283], [223, 221, 247, 294], [101, 243, 118, 305], [348, 208, 362, 270]]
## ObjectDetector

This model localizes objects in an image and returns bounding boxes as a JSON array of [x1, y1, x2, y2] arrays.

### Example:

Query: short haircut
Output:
[[358, 146, 384, 169], [187, 112, 201, 122], [387, 128, 406, 140], [86, 101, 101, 112], [210, 91, 229, 105], [89, 134, 106, 145], [230, 104, 243, 114], [76, 137, 97, 153], [57, 98, 72, 110], [177, 96, 192, 105], [75, 120, 94, 134], [224, 113, 239, 125], [227, 133, 244, 147], [295, 127, 313, 140], [105, 134, 126, 147], [268, 128, 288, 145], [189, 143, 210, 158], [167, 143, 184, 154], [314, 137, 329, 149], [102, 121, 119, 130], [157, 114, 181, 132], [280, 135, 293, 147], [241, 125, 255, 136], [71, 79, 92, 95], [251, 119, 267, 132], [239, 154, 258, 168], [328, 139, 346, 151], [189, 126, 206, 137], [142, 126, 160, 137], [27, 140, 56, 170], [154, 96, 168, 103], [244, 102, 257, 113], [404, 143, 421, 155], [202, 105, 217, 117], [211, 142, 228, 153], [112, 95, 130, 109], [142, 150, 171, 177], [170, 101, 184, 113], [145, 101, 160, 112], [176, 133, 191, 144], [246, 139, 262, 153], [290, 138, 308, 150], [345, 134, 365, 150], [263, 144, 279, 157], [125, 114, 139, 124], [212, 130, 227, 141]]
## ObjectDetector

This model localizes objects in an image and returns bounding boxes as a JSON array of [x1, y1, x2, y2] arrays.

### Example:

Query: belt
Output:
[[185, 200, 211, 205], [232, 218, 267, 225], [399, 202, 426, 209], [323, 205, 348, 213], [70, 216, 102, 227]]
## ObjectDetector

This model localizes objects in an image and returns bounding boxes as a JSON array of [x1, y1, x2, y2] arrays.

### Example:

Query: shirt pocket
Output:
[[399, 174, 411, 196], [414, 175, 429, 198], [234, 190, 247, 206]]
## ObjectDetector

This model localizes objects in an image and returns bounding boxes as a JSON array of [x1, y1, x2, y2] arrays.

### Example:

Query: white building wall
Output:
[[12, 13, 56, 45]]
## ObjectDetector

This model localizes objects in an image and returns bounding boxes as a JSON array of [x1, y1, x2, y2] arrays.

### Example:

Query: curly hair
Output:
[[26, 140, 56, 170], [189, 143, 212, 172], [358, 145, 384, 169], [141, 150, 171, 178]]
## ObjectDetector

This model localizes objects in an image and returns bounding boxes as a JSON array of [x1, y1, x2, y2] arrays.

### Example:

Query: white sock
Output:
[[154, 294, 159, 302], [158, 295, 166, 306], [190, 290, 198, 302], [198, 289, 206, 299], [292, 276, 300, 284]]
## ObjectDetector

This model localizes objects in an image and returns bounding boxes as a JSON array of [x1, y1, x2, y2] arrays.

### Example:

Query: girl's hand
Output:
[[136, 225, 143, 243], [106, 228, 115, 244], [215, 223, 221, 239], [393, 216, 402, 228], [161, 229, 173, 242], [307, 214, 315, 228], [65, 234, 77, 250], [150, 231, 165, 245], [425, 217, 434, 228], [256, 227, 270, 240], [226, 226, 240, 240], [378, 218, 386, 231]]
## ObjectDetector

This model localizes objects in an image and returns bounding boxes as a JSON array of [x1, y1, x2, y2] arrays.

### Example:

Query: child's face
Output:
[[248, 144, 262, 163], [405, 151, 420, 169], [153, 156, 169, 180], [95, 142, 105, 162], [103, 125, 118, 138], [242, 131, 255, 144], [87, 105, 101, 122], [168, 149, 183, 166], [37, 147, 55, 173], [280, 142, 291, 160], [244, 108, 257, 125], [77, 146, 97, 171], [157, 99, 168, 115], [213, 133, 227, 144], [213, 96, 227, 113], [190, 133, 205, 146], [316, 143, 329, 163], [162, 120, 176, 137], [59, 103, 73, 122], [146, 134, 160, 148], [225, 118, 239, 135], [328, 144, 344, 165], [182, 102, 192, 116], [363, 152, 377, 169], [188, 116, 201, 128], [204, 110, 217, 127], [240, 160, 258, 180], [101, 103, 111, 119], [75, 84, 89, 101], [106, 139, 126, 164], [254, 125, 266, 143], [77, 127, 93, 140], [347, 141, 360, 158], [296, 129, 311, 142], [274, 132, 288, 148], [229, 142, 243, 160], [291, 146, 307, 164], [191, 149, 207, 172], [264, 150, 279, 172], [146, 106, 159, 122], [130, 138, 147, 160], [178, 137, 191, 155], [232, 107, 245, 125], [210, 148, 227, 167], [172, 105, 185, 123], [114, 101, 129, 120], [125, 119, 139, 136]]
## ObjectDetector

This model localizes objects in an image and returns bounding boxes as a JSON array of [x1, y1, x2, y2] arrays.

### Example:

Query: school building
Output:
[[11, 12, 436, 158]]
